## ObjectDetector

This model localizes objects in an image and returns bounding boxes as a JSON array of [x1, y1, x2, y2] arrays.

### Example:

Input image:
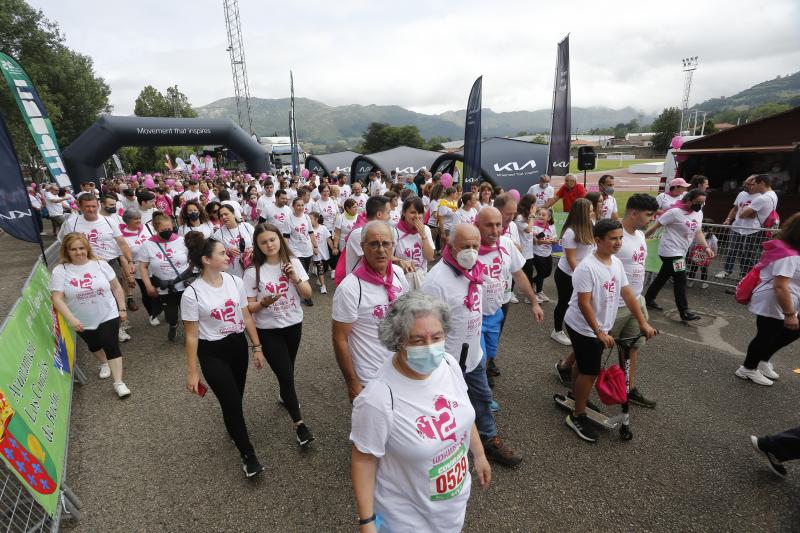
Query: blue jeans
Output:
[[481, 307, 504, 363], [463, 358, 496, 439], [724, 231, 759, 276]]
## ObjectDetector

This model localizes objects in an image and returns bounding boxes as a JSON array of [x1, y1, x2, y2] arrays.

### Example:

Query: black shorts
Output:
[[77, 317, 122, 360], [565, 324, 603, 376]]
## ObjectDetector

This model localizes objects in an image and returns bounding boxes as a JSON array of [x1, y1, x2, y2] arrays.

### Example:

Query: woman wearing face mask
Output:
[[350, 291, 491, 533], [644, 189, 714, 322], [51, 233, 131, 398], [243, 224, 315, 446], [205, 201, 222, 230], [212, 204, 255, 279], [394, 197, 435, 281], [178, 200, 215, 238], [139, 212, 190, 341]]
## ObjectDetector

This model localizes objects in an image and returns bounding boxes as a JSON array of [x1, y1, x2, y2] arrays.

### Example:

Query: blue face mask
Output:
[[405, 341, 446, 374]]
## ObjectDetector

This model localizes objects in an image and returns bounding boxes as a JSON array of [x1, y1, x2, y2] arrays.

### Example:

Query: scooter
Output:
[[553, 334, 644, 441]]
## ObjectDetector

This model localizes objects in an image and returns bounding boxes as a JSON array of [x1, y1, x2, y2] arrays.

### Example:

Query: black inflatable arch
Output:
[[62, 115, 269, 188]]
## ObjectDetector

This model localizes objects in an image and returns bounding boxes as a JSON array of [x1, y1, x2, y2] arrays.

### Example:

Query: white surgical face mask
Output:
[[540, 182, 548, 188], [405, 341, 446, 374], [456, 248, 478, 270]]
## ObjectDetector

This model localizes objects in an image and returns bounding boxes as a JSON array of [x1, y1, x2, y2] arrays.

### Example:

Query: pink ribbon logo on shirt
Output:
[[210, 299, 238, 324], [86, 229, 99, 245], [69, 273, 93, 289]]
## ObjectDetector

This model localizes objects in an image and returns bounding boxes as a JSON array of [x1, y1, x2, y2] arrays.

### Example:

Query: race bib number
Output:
[[672, 258, 686, 272], [429, 444, 468, 501]]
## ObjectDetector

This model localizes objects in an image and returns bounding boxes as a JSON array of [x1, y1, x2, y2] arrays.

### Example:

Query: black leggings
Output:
[[197, 333, 254, 458], [298, 256, 312, 275], [742, 315, 800, 370], [532, 255, 553, 293], [553, 267, 573, 332], [644, 255, 689, 315], [154, 291, 183, 326], [77, 317, 122, 360], [257, 323, 303, 422], [135, 278, 158, 317]]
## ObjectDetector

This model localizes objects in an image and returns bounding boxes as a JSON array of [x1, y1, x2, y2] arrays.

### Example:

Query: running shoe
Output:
[[148, 315, 161, 326], [681, 312, 701, 321], [555, 361, 572, 387], [487, 360, 501, 377], [320, 286, 327, 294], [645, 300, 663, 311], [701, 282, 709, 289], [99, 364, 111, 379], [490, 400, 500, 413], [735, 366, 774, 386], [566, 413, 598, 443], [628, 387, 657, 408], [524, 297, 532, 304], [550, 329, 572, 346], [749, 435, 787, 477], [296, 423, 315, 446], [757, 361, 779, 380], [127, 296, 139, 312], [509, 293, 519, 304], [118, 329, 131, 343], [687, 281, 695, 288], [482, 436, 523, 467], [714, 271, 729, 279], [537, 291, 550, 302], [242, 453, 265, 478], [113, 382, 131, 399], [303, 298, 314, 307]]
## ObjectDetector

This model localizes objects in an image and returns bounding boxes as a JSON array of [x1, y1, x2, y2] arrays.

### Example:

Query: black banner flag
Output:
[[463, 76, 483, 186], [547, 35, 571, 176], [0, 112, 39, 243]]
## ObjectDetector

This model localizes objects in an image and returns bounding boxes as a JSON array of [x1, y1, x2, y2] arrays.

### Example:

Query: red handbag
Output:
[[596, 364, 627, 405]]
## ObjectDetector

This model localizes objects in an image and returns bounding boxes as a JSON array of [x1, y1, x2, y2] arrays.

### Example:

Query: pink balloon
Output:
[[301, 168, 310, 179], [508, 189, 520, 202], [671, 136, 684, 150], [143, 177, 155, 190], [165, 178, 176, 187], [441, 173, 453, 187]]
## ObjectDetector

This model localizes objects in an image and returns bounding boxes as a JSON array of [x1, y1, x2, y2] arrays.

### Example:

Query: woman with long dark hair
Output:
[[243, 224, 315, 445], [178, 199, 215, 238], [181, 232, 266, 477], [286, 197, 317, 305], [212, 204, 255, 279]]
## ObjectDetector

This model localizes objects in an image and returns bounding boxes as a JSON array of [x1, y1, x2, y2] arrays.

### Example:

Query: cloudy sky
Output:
[[29, 0, 800, 116]]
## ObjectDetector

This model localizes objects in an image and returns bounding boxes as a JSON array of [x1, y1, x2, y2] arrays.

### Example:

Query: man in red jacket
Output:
[[544, 173, 586, 213]]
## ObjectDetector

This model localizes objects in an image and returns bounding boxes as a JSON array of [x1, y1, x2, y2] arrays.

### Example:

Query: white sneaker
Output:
[[114, 382, 131, 398], [330, 270, 335, 279], [537, 292, 550, 302], [757, 361, 779, 380], [735, 366, 773, 386], [550, 329, 572, 346], [535, 294, 544, 303], [509, 293, 519, 304], [687, 281, 695, 288], [149, 316, 161, 326], [524, 297, 532, 304], [701, 282, 709, 289], [320, 286, 327, 294], [715, 271, 728, 279], [118, 329, 131, 343], [99, 364, 111, 379]]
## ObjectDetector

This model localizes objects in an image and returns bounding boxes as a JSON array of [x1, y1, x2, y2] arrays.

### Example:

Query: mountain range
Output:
[[195, 70, 800, 148]]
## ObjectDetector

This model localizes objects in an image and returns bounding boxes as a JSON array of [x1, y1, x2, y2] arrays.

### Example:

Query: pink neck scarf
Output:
[[353, 261, 400, 302]]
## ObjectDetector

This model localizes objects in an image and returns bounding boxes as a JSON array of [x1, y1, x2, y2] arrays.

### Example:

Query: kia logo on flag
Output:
[[552, 161, 569, 168], [493, 160, 537, 172], [396, 166, 426, 174], [0, 209, 32, 220]]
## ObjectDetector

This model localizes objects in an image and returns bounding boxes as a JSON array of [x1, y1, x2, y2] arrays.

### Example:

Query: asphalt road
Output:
[[46, 261, 799, 531]]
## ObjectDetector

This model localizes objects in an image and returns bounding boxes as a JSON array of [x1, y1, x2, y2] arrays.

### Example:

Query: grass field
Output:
[[568, 158, 662, 173]]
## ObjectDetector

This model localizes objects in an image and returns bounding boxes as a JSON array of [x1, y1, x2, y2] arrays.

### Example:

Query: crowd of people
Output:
[[41, 165, 799, 531]]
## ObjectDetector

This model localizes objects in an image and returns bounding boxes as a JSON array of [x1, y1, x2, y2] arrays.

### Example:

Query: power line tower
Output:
[[223, 0, 254, 134], [679, 56, 698, 135]]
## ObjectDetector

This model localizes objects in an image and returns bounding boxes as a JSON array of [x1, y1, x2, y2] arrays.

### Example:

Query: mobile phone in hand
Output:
[[197, 382, 208, 397], [536, 232, 546, 239]]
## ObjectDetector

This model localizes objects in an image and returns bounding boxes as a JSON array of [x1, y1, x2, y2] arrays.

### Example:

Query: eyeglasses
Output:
[[365, 240, 394, 251]]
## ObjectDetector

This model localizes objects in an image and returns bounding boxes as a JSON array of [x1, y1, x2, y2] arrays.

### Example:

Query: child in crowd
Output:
[[310, 212, 332, 294], [688, 219, 718, 289], [532, 207, 557, 303]]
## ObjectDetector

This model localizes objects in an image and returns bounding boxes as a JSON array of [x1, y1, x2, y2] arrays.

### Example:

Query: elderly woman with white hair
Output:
[[350, 291, 491, 533]]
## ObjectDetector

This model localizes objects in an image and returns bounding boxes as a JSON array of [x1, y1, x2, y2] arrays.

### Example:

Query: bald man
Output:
[[475, 207, 544, 381]]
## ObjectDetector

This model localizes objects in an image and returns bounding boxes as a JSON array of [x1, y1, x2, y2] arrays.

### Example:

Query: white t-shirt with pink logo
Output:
[[421, 261, 484, 372], [243, 258, 309, 329], [212, 222, 255, 279], [140, 237, 190, 295], [351, 193, 369, 213], [732, 191, 761, 235], [350, 353, 475, 533], [121, 226, 148, 280], [337, 184, 351, 206], [557, 227, 597, 275], [657, 208, 703, 257], [334, 214, 358, 251], [50, 260, 118, 330], [565, 254, 629, 338], [264, 204, 292, 235], [748, 256, 800, 320], [616, 228, 647, 305], [332, 265, 409, 385], [528, 183, 554, 207], [180, 273, 247, 342], [478, 235, 525, 315], [453, 208, 477, 226], [395, 226, 433, 272], [311, 198, 339, 231], [58, 215, 123, 261], [287, 214, 315, 258], [600, 196, 618, 220], [312, 225, 332, 262]]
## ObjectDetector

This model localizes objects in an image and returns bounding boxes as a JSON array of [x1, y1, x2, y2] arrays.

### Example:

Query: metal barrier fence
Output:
[[0, 241, 83, 532]]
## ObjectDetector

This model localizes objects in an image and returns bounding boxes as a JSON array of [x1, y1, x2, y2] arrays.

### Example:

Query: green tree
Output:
[[651, 107, 681, 153], [425, 136, 451, 151], [0, 0, 111, 161], [134, 85, 197, 117], [747, 102, 790, 122], [531, 134, 548, 144], [360, 122, 425, 152]]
